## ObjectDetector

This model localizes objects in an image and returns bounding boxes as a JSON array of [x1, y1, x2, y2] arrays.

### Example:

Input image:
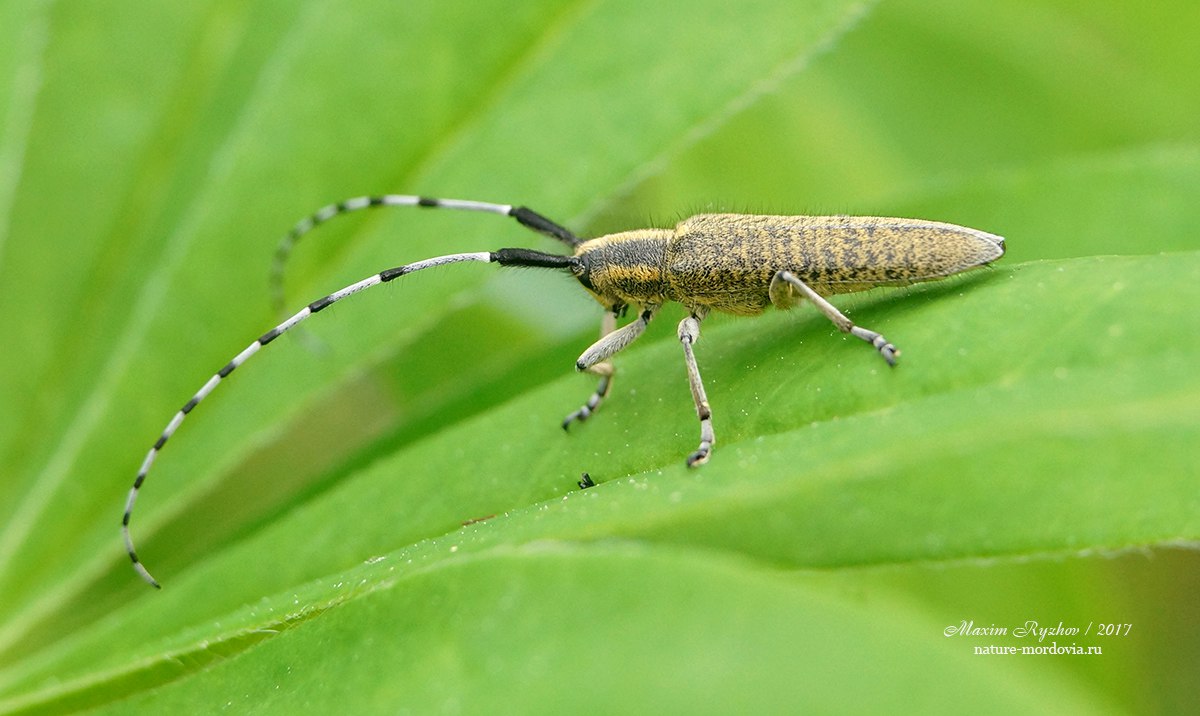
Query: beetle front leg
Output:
[[562, 361, 614, 428], [565, 305, 656, 428]]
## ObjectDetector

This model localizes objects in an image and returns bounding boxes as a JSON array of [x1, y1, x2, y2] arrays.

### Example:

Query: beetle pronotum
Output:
[[123, 195, 1004, 587]]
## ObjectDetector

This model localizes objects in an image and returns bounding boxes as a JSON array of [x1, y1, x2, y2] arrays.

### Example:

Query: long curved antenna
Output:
[[124, 247, 579, 588], [269, 195, 579, 319]]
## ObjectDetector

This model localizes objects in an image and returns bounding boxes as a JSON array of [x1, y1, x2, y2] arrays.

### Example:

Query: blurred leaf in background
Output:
[[0, 0, 1195, 713]]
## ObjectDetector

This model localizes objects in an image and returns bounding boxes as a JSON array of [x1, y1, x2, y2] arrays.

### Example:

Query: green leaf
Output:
[[5, 251, 1196, 712], [0, 0, 1196, 713], [94, 545, 1111, 715]]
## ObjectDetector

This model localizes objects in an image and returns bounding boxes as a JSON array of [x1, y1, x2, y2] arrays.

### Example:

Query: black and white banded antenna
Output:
[[269, 195, 581, 319], [123, 197, 581, 588]]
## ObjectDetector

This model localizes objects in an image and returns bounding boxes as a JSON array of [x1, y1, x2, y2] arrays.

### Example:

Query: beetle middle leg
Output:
[[677, 312, 715, 467], [770, 270, 899, 366]]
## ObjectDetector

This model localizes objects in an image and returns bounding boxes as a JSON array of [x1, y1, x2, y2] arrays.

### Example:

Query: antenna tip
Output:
[[132, 560, 162, 589]]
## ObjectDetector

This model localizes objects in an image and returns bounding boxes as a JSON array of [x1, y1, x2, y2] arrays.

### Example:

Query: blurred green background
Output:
[[0, 0, 1196, 713]]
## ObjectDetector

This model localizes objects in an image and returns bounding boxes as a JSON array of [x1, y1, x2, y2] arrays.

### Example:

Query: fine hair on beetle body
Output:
[[123, 194, 1005, 588]]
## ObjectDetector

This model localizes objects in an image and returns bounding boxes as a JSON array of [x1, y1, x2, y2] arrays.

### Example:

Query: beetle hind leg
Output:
[[771, 270, 899, 366]]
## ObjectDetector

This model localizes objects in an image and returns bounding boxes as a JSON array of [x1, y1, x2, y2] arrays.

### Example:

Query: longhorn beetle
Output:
[[123, 194, 1005, 587]]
